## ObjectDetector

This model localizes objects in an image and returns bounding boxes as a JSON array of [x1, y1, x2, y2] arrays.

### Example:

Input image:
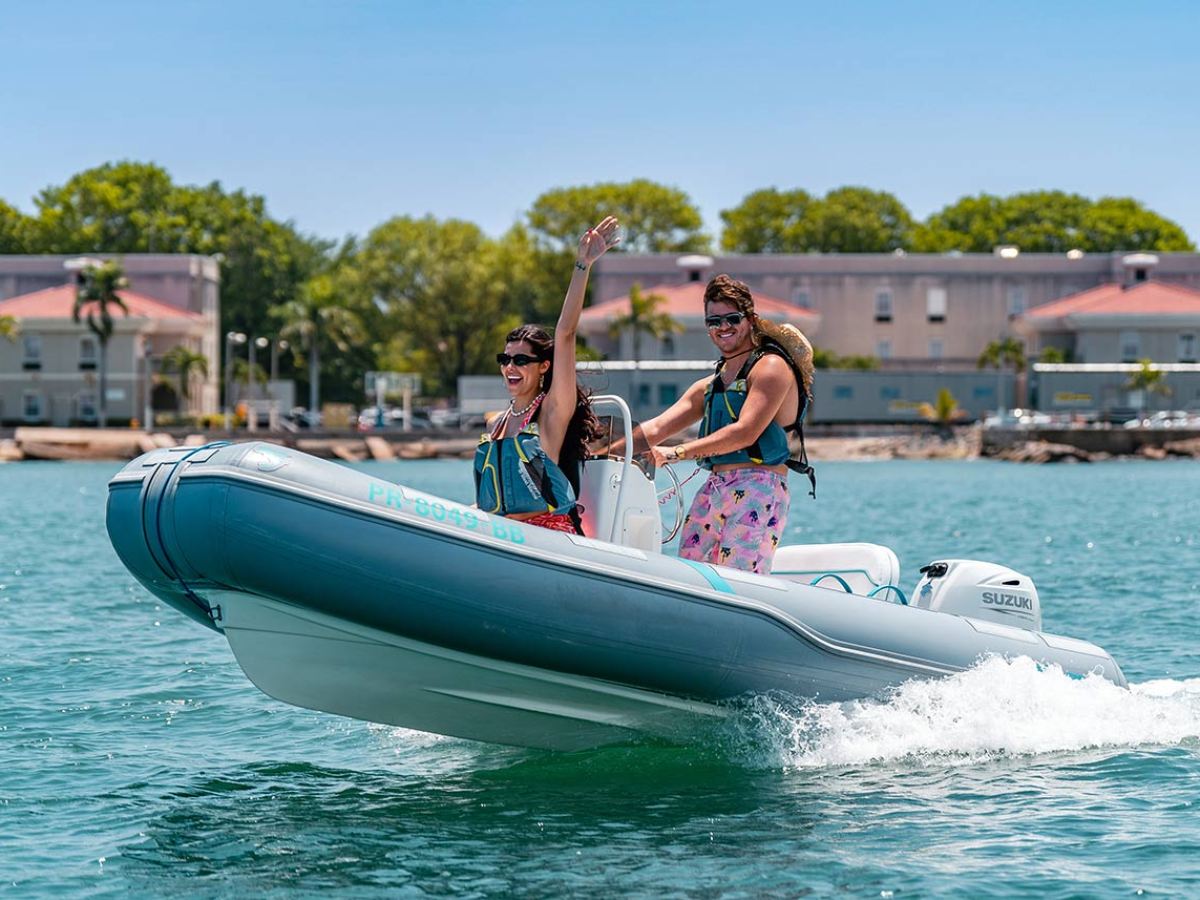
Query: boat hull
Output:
[[106, 442, 1127, 749]]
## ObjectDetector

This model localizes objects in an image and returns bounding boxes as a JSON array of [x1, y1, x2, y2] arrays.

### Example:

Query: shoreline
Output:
[[4, 425, 1200, 464]]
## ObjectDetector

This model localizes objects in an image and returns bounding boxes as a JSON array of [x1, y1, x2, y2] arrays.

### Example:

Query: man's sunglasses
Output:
[[496, 352, 543, 367], [705, 312, 748, 329]]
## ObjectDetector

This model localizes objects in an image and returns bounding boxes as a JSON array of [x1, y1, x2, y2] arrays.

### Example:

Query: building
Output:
[[0, 255, 220, 425], [590, 250, 1200, 369]]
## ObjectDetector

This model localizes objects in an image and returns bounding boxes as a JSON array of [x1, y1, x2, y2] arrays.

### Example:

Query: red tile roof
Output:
[[1022, 280, 1200, 321], [580, 281, 820, 324], [0, 284, 202, 320]]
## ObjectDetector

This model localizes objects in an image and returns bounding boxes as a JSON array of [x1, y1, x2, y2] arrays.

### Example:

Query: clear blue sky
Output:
[[2, 0, 1198, 244]]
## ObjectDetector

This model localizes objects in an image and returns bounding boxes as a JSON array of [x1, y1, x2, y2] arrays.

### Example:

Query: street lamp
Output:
[[224, 331, 246, 430]]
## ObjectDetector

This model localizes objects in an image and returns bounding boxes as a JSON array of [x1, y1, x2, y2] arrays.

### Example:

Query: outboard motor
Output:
[[912, 559, 1041, 631]]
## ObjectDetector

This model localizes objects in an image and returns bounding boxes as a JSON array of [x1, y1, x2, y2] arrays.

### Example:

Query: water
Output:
[[3, 457, 1200, 896]]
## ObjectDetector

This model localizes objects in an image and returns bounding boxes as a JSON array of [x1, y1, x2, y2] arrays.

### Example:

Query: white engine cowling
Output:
[[912, 559, 1042, 631]]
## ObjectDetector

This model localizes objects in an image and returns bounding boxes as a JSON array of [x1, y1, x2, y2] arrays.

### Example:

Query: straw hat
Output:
[[754, 316, 814, 396]]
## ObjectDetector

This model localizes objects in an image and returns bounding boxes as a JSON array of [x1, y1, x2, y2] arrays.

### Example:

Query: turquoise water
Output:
[[4, 457, 1200, 897]]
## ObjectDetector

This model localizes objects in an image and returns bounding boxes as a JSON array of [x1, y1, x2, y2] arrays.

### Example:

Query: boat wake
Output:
[[720, 656, 1200, 770]]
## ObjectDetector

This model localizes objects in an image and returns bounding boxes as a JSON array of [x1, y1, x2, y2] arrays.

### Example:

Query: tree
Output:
[[273, 271, 366, 414], [1124, 359, 1172, 418], [30, 161, 331, 339], [719, 186, 914, 253], [918, 387, 966, 438], [0, 314, 18, 342], [72, 260, 129, 426], [812, 347, 879, 370], [343, 215, 524, 397], [1038, 346, 1070, 364], [0, 199, 33, 253], [719, 188, 816, 252], [977, 337, 1027, 414], [527, 180, 709, 254], [606, 284, 681, 413], [809, 186, 914, 252], [160, 345, 209, 412], [916, 191, 1195, 253]]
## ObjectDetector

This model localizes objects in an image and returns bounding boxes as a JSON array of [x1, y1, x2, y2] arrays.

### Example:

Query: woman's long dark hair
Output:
[[506, 324, 600, 471]]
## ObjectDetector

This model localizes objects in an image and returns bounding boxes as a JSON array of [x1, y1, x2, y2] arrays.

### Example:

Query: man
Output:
[[641, 274, 813, 573]]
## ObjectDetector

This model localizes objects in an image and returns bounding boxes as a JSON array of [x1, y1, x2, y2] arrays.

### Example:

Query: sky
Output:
[[2, 0, 1198, 245]]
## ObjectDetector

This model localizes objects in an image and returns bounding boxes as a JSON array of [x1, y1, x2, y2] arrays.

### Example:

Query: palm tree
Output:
[[1124, 359, 1172, 419], [0, 314, 17, 342], [918, 387, 966, 439], [72, 260, 129, 426], [977, 336, 1027, 416], [161, 345, 209, 413], [274, 273, 364, 415], [606, 283, 682, 411]]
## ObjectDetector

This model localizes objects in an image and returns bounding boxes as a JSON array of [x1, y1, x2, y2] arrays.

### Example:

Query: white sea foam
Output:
[[725, 656, 1200, 770]]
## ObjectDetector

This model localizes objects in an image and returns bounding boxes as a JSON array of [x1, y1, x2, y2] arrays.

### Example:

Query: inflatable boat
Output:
[[106, 397, 1126, 750]]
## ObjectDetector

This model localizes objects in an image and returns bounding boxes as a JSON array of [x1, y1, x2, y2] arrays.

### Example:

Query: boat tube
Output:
[[106, 397, 1126, 751]]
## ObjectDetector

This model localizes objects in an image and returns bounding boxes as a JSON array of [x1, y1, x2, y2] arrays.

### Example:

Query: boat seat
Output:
[[771, 543, 902, 598]]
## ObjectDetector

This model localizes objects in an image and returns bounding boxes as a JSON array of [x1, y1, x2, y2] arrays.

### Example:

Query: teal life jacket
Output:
[[698, 343, 817, 497], [473, 416, 579, 519]]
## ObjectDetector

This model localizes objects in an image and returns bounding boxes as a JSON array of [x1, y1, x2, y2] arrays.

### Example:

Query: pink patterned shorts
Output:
[[678, 468, 790, 574]]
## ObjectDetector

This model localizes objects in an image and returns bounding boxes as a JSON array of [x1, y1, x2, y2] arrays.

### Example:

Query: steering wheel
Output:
[[656, 461, 686, 544]]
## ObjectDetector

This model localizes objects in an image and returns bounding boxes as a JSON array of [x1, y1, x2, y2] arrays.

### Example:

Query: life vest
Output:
[[473, 396, 579, 518], [698, 343, 817, 497]]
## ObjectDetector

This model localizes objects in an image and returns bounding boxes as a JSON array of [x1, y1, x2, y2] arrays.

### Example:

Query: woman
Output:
[[474, 215, 620, 533]]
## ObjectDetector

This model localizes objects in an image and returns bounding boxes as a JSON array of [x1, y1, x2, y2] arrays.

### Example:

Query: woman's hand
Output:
[[576, 216, 621, 268]]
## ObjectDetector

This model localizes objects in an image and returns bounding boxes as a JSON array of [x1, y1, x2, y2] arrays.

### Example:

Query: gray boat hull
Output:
[[106, 441, 1126, 750]]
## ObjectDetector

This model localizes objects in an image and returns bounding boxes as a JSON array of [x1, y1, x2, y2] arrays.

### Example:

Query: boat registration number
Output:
[[367, 481, 526, 544]]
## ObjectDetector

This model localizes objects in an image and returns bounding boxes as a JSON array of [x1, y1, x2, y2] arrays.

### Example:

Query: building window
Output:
[[658, 384, 678, 406], [876, 339, 892, 360], [1007, 286, 1026, 318], [974, 385, 995, 398], [874, 290, 893, 323], [1120, 331, 1141, 362], [833, 385, 854, 399], [22, 391, 43, 421], [78, 393, 97, 422], [79, 336, 98, 370], [22, 334, 42, 371], [661, 336, 675, 358], [792, 287, 811, 308], [1179, 333, 1197, 363], [637, 384, 651, 406], [926, 287, 946, 322], [929, 339, 944, 359], [880, 386, 900, 400]]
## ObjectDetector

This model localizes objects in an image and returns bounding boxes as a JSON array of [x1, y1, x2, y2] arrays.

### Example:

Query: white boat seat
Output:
[[772, 543, 903, 600]]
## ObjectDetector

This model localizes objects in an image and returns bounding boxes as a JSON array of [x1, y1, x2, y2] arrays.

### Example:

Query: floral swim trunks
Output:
[[677, 468, 790, 574]]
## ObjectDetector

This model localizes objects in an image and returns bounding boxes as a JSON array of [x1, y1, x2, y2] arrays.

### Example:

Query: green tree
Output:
[[719, 186, 914, 253], [916, 191, 1194, 253], [809, 186, 914, 252], [812, 347, 879, 370], [0, 314, 18, 342], [607, 284, 681, 413], [719, 188, 816, 252], [30, 161, 330, 339], [1124, 359, 1172, 418], [977, 337, 1027, 413], [0, 199, 33, 253], [527, 180, 709, 254], [273, 271, 367, 414], [344, 215, 525, 397], [160, 345, 210, 411], [919, 387, 966, 438], [72, 259, 129, 426], [1038, 346, 1070, 364]]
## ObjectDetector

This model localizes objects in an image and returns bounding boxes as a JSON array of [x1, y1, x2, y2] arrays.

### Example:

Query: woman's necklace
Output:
[[510, 391, 544, 419]]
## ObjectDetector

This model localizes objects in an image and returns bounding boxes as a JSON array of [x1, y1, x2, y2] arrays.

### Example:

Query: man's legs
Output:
[[678, 469, 790, 573]]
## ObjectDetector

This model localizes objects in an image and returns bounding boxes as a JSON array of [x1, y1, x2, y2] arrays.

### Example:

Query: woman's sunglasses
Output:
[[497, 352, 543, 367], [704, 312, 748, 329]]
